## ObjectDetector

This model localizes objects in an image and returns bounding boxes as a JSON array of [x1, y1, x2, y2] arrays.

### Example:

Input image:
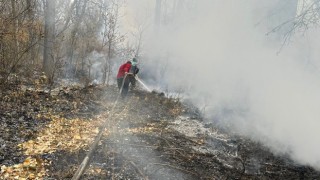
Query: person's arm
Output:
[[135, 67, 139, 74], [124, 64, 131, 74]]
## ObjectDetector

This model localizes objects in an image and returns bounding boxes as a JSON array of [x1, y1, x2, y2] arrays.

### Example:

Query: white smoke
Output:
[[122, 0, 320, 170]]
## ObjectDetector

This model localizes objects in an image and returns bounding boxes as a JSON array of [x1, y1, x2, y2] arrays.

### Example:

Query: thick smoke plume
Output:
[[122, 0, 320, 170]]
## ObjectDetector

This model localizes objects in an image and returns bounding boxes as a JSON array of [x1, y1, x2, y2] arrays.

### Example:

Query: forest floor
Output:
[[1, 73, 320, 180]]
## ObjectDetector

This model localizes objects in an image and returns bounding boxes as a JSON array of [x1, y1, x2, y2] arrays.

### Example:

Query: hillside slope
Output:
[[0, 76, 319, 179]]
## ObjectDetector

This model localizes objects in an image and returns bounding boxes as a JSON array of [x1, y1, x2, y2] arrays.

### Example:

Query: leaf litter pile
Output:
[[1, 73, 320, 179]]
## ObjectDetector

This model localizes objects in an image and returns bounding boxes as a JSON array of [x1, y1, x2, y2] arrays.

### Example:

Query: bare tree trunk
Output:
[[101, 1, 120, 85], [106, 41, 112, 85], [67, 0, 87, 77], [102, 37, 113, 85], [11, 0, 18, 68], [26, 0, 37, 69], [43, 0, 56, 82]]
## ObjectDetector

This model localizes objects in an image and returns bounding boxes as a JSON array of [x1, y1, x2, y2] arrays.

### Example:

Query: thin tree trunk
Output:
[[43, 0, 56, 81], [67, 0, 87, 77], [106, 41, 112, 85], [27, 0, 36, 67], [11, 0, 18, 68]]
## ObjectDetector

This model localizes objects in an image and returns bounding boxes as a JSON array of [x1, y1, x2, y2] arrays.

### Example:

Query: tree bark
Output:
[[66, 0, 87, 77], [26, 0, 37, 67], [11, 0, 18, 66], [43, 0, 56, 80]]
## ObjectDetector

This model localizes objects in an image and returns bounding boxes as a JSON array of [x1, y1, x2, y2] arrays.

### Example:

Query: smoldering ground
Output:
[[123, 0, 320, 170]]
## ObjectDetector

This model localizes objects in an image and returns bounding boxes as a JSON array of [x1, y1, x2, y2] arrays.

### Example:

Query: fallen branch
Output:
[[71, 91, 134, 180], [104, 140, 158, 149], [71, 123, 108, 180]]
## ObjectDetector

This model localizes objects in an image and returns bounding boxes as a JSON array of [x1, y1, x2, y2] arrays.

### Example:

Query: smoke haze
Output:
[[123, 0, 320, 169]]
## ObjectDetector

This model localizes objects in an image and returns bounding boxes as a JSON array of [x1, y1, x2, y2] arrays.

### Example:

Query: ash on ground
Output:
[[1, 75, 319, 179]]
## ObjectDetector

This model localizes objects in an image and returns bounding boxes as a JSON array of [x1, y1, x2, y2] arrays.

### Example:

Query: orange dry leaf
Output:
[[23, 158, 31, 167]]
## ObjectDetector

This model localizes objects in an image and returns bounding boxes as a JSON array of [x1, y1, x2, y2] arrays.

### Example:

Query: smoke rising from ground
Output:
[[123, 0, 320, 169]]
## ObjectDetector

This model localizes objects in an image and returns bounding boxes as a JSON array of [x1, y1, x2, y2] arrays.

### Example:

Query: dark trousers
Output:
[[129, 76, 136, 89], [117, 77, 130, 97]]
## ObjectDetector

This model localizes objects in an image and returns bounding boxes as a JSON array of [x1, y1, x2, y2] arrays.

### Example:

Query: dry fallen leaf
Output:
[[19, 114, 104, 155], [0, 157, 46, 179]]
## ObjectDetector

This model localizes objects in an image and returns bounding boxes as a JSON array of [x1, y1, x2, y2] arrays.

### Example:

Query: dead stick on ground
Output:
[[105, 141, 158, 149], [71, 123, 109, 180], [72, 85, 131, 180], [72, 117, 118, 180]]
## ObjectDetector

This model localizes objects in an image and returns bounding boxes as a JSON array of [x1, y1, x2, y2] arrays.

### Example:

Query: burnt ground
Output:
[[1, 74, 320, 179]]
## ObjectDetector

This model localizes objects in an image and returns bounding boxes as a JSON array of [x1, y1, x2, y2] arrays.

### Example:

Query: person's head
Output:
[[126, 61, 132, 64], [131, 58, 138, 66]]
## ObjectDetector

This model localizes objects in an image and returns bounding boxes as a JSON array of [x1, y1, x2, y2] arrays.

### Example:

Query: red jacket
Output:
[[117, 62, 132, 78]]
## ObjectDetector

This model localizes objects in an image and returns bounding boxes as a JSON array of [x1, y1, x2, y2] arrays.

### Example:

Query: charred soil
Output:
[[0, 74, 320, 180]]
